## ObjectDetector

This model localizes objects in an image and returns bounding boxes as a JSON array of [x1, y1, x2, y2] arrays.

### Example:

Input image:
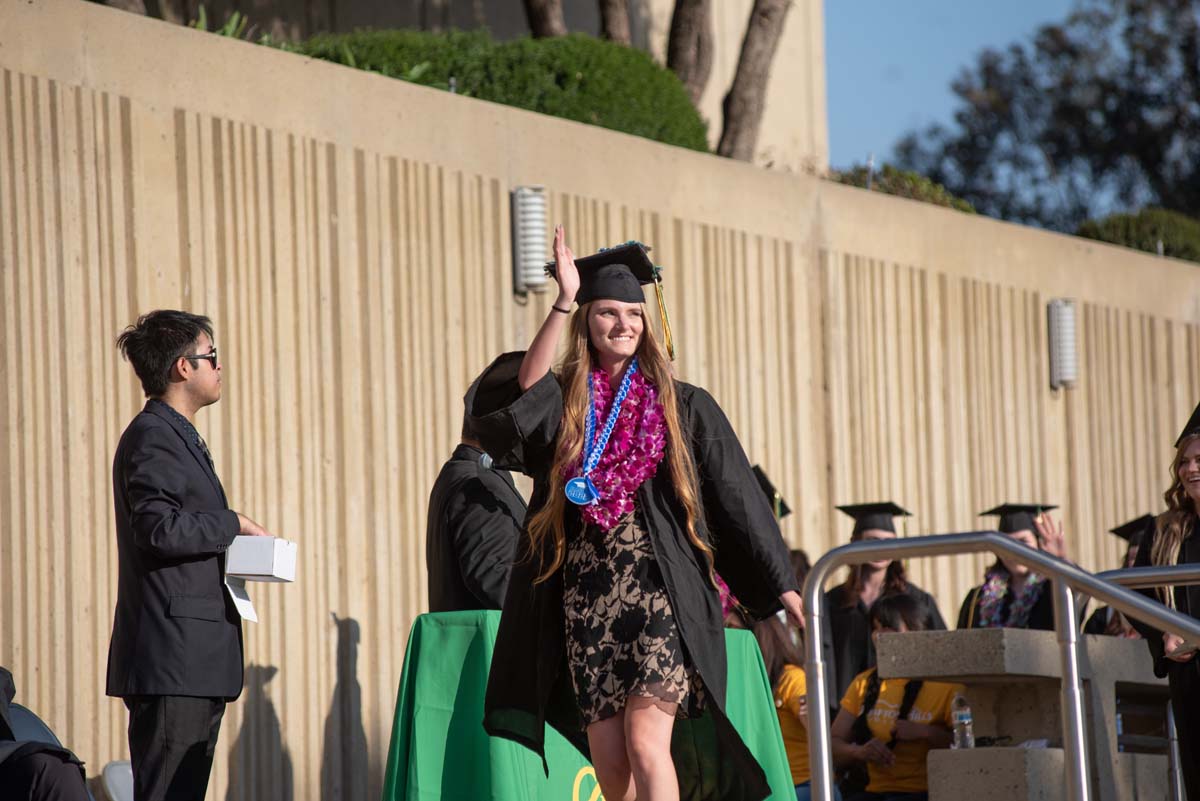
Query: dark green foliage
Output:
[[1076, 208, 1200, 264], [896, 0, 1200, 231], [291, 29, 709, 151], [831, 164, 975, 214]]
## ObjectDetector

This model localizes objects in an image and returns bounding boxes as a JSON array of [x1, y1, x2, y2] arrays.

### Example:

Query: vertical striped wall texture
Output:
[[3, 3, 1200, 799]]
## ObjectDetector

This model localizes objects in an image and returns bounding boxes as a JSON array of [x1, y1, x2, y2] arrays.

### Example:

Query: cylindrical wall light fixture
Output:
[[1048, 298, 1078, 390], [511, 186, 548, 294]]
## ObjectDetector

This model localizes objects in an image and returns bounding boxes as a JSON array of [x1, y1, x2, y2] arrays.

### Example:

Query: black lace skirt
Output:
[[562, 510, 705, 725]]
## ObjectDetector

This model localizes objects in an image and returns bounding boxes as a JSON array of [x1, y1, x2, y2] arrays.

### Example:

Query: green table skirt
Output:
[[382, 610, 795, 801]]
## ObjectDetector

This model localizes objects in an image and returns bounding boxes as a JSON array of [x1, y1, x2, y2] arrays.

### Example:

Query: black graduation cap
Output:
[[836, 502, 910, 536], [1110, 514, 1155, 547], [752, 465, 791, 520], [980, 503, 1058, 535], [1177, 400, 1200, 447], [546, 240, 676, 360]]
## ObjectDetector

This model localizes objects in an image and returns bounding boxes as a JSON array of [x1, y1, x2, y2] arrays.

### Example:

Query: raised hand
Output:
[[1036, 514, 1067, 559], [552, 224, 580, 304]]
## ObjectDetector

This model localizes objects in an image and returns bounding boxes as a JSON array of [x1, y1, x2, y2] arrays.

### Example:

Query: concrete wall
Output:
[[1, 1, 1198, 798]]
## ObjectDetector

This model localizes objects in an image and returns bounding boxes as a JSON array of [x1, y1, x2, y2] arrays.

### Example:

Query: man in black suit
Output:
[[0, 667, 89, 801], [425, 405, 525, 612], [107, 310, 273, 801]]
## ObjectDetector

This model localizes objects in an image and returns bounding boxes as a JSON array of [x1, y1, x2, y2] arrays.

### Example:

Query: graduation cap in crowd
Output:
[[1109, 514, 1155, 548], [980, 503, 1058, 535], [546, 241, 676, 360], [752, 465, 791, 520], [836, 501, 911, 536], [1177, 400, 1200, 447]]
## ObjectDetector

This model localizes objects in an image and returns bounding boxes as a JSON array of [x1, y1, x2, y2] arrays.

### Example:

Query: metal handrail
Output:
[[802, 531, 1200, 801], [1098, 564, 1200, 589]]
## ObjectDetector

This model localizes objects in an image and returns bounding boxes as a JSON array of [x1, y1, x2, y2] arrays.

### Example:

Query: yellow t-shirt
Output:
[[839, 668, 963, 794], [774, 664, 810, 785]]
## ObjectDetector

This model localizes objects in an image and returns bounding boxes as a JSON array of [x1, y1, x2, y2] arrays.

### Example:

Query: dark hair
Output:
[[752, 614, 805, 690], [840, 561, 909, 608], [790, 548, 811, 590], [869, 592, 926, 634], [851, 593, 928, 747], [116, 311, 213, 397]]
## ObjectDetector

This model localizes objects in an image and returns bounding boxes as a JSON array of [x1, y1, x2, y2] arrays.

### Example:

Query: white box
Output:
[[226, 536, 297, 582]]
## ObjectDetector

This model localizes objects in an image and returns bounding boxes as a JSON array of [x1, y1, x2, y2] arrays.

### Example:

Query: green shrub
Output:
[[1076, 208, 1200, 264], [831, 164, 975, 214], [292, 30, 709, 152]]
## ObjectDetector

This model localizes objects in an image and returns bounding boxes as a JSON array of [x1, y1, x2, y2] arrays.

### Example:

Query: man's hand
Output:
[[237, 513, 273, 538]]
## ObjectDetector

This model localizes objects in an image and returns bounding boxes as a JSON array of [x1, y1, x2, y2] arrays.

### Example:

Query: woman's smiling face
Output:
[[588, 300, 644, 364], [1178, 437, 1200, 506]]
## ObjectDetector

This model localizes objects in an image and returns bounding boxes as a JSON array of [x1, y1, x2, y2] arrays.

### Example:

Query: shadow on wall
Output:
[[226, 663, 294, 801], [322, 614, 368, 801]]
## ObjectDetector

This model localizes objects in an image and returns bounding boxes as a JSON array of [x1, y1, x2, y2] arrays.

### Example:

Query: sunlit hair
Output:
[[1150, 432, 1200, 607], [524, 301, 712, 583]]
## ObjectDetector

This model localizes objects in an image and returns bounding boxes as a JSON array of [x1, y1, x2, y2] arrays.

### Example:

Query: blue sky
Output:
[[824, 0, 1077, 170]]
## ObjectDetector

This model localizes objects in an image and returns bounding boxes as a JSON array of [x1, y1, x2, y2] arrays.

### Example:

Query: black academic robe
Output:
[[956, 577, 1056, 631], [0, 667, 84, 776], [1128, 514, 1200, 801], [467, 353, 798, 801], [425, 443, 525, 612], [821, 582, 946, 708]]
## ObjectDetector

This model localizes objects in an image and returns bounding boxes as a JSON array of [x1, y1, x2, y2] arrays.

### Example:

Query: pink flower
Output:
[[561, 366, 667, 531]]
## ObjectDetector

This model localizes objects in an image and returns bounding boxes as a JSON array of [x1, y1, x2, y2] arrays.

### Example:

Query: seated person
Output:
[[0, 666, 89, 801], [425, 401, 526, 612], [958, 503, 1071, 630], [831, 595, 962, 801], [1083, 515, 1152, 638]]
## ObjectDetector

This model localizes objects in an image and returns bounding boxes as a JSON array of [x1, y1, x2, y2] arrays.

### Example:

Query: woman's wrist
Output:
[[555, 290, 576, 308]]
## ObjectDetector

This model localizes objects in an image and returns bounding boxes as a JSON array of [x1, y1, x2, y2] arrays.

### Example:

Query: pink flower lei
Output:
[[562, 365, 667, 531]]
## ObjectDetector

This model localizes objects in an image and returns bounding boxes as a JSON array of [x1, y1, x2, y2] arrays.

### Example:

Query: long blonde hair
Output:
[[525, 302, 712, 583], [1150, 432, 1200, 606]]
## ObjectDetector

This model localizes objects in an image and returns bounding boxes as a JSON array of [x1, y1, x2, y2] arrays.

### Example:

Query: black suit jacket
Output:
[[425, 444, 525, 612], [106, 401, 243, 699]]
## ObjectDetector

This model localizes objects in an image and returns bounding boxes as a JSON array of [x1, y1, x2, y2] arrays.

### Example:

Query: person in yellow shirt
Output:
[[829, 594, 962, 801]]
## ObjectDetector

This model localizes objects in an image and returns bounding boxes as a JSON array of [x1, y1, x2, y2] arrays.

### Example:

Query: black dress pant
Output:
[[125, 696, 226, 801], [0, 750, 89, 801]]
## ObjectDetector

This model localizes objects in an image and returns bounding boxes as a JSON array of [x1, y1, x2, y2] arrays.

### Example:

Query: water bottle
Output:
[[1115, 711, 1124, 753], [952, 695, 975, 749]]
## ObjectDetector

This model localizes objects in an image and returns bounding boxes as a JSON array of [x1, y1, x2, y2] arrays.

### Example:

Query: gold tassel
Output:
[[654, 277, 675, 362]]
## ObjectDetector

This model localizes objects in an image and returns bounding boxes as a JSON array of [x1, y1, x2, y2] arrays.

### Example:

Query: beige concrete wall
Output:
[[0, 1, 1197, 799]]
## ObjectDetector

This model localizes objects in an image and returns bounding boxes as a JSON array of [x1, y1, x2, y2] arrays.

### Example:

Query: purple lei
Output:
[[977, 566, 1047, 628], [563, 366, 666, 531]]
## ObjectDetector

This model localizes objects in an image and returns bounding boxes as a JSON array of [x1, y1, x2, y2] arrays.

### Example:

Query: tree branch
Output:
[[717, 0, 790, 161], [667, 0, 714, 106]]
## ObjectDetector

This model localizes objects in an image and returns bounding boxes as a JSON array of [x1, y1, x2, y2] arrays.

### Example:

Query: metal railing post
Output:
[[1167, 703, 1184, 801], [1055, 579, 1090, 801], [803, 533, 1200, 801]]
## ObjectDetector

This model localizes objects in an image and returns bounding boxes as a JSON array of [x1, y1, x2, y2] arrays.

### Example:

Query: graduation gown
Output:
[[0, 667, 84, 775], [467, 353, 798, 801], [821, 582, 946, 708], [1128, 515, 1200, 801], [956, 577, 1056, 631], [425, 443, 525, 612]]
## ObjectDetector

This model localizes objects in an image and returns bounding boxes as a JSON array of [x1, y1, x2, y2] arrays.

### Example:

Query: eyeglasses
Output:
[[184, 347, 218, 368]]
